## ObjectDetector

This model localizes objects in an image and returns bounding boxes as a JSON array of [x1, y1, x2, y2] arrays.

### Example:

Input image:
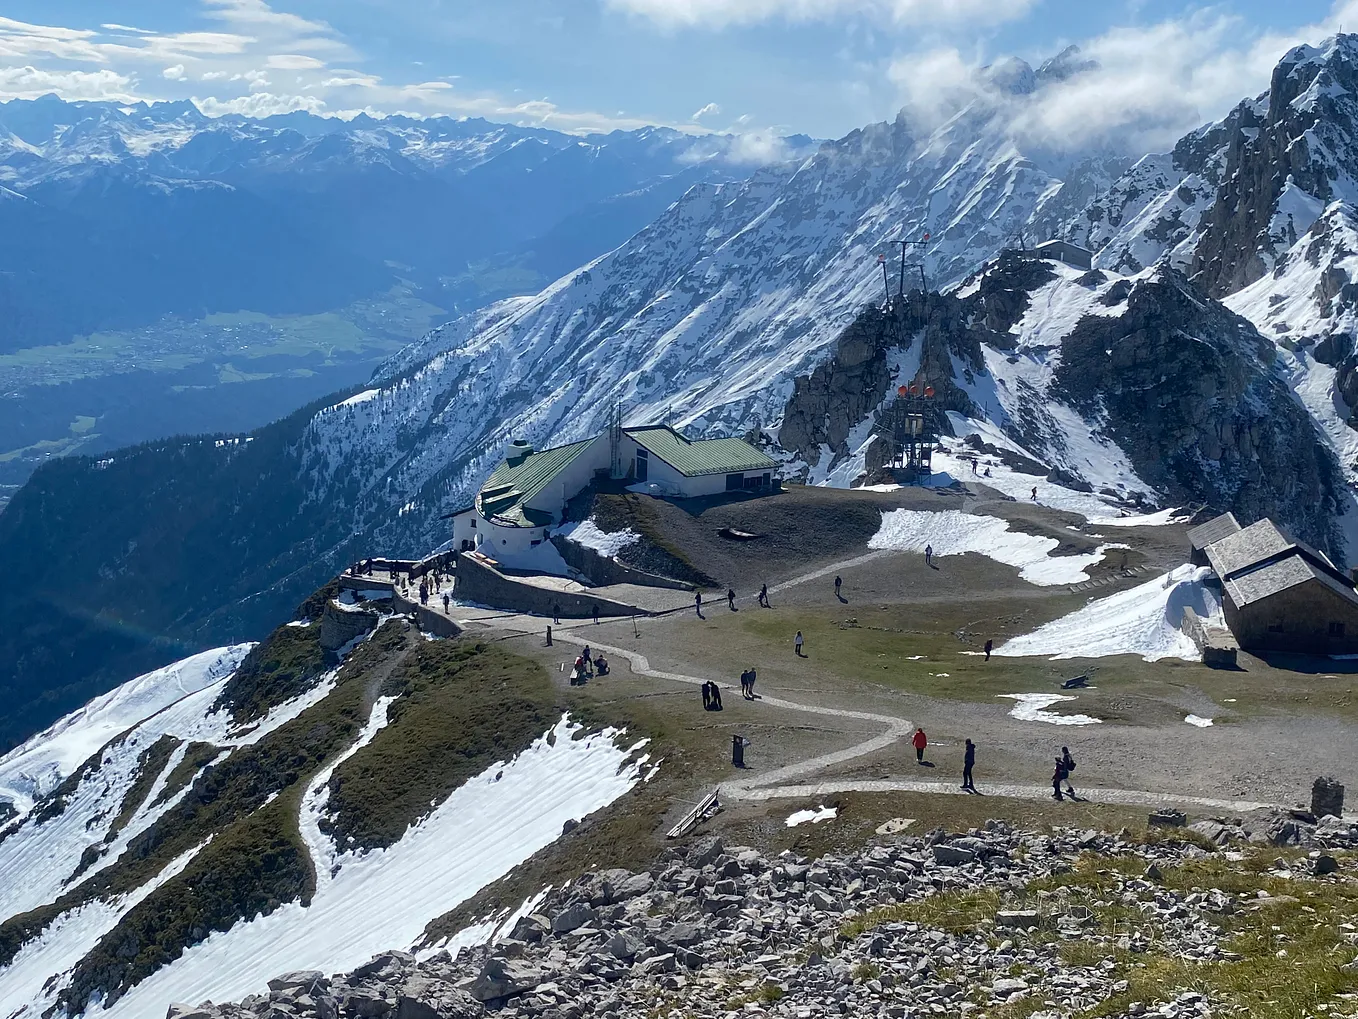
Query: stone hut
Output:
[[1187, 511, 1241, 567], [1200, 517, 1358, 654]]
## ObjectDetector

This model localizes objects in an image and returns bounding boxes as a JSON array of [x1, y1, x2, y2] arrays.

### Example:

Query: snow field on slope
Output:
[[938, 417, 1176, 527], [100, 717, 649, 1015], [0, 646, 251, 815], [0, 650, 335, 928], [556, 519, 641, 558], [0, 842, 209, 1019], [868, 509, 1125, 586], [996, 564, 1218, 662]]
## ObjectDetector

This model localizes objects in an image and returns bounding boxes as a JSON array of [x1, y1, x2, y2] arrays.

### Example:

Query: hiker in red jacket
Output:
[[912, 727, 927, 764]]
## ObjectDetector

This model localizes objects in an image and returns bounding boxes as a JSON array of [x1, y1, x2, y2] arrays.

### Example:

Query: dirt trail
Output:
[[550, 632, 1315, 817]]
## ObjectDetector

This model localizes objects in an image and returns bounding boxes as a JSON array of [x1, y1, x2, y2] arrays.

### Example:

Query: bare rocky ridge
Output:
[[777, 250, 1347, 554], [176, 815, 1358, 1019]]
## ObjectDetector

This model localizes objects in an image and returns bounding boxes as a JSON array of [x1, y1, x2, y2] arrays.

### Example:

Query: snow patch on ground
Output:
[[996, 564, 1218, 662], [998, 694, 1102, 726], [868, 509, 1124, 586], [99, 717, 645, 1014], [785, 805, 837, 828], [556, 519, 641, 559], [1185, 715, 1214, 728]]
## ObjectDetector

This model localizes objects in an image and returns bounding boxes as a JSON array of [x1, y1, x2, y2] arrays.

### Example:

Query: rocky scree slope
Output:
[[181, 818, 1358, 1019]]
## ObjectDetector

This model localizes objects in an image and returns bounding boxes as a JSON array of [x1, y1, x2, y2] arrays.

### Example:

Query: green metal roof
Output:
[[626, 426, 778, 477], [476, 438, 596, 527]]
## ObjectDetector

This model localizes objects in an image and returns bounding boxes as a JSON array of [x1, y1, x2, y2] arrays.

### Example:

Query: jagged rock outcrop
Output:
[[1053, 267, 1347, 551]]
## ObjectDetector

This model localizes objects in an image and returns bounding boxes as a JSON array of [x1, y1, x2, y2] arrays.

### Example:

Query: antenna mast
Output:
[[609, 402, 624, 479], [894, 231, 933, 297]]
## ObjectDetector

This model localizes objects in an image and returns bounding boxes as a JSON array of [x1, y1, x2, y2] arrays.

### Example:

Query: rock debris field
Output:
[[175, 812, 1358, 1019]]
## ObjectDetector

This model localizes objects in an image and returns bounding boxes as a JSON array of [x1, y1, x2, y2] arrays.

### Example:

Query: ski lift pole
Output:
[[878, 253, 890, 305]]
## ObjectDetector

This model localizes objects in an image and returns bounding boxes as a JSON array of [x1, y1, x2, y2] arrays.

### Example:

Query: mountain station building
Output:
[[1190, 512, 1358, 655], [451, 424, 779, 556]]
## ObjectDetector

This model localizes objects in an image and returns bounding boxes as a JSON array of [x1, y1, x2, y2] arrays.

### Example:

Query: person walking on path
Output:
[[442, 593, 450, 612], [745, 667, 757, 700], [553, 603, 561, 625], [758, 583, 770, 608], [1060, 746, 1077, 799], [593, 603, 600, 624], [695, 591, 703, 617], [794, 631, 805, 657], [1052, 756, 1067, 801], [983, 639, 993, 661], [912, 727, 927, 764], [834, 575, 842, 600], [962, 738, 976, 791], [702, 681, 713, 710], [710, 683, 722, 710], [924, 544, 934, 567], [727, 588, 736, 611], [1031, 486, 1038, 501], [738, 670, 749, 698]]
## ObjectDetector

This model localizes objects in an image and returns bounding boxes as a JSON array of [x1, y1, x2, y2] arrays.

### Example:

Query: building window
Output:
[[469, 518, 476, 528], [531, 539, 541, 547], [636, 447, 649, 482], [726, 473, 744, 491], [1330, 621, 1346, 636]]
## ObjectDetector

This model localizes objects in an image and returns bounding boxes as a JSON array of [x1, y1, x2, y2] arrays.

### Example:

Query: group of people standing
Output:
[[909, 731, 1077, 800]]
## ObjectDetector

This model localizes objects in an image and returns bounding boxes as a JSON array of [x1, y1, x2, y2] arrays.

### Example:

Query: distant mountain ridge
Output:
[[0, 95, 779, 351]]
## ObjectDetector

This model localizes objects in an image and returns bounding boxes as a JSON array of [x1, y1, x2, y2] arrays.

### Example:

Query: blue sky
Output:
[[0, 0, 1349, 144]]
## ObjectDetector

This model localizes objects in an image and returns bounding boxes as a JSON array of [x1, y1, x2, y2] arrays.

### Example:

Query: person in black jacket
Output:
[[961, 738, 976, 792]]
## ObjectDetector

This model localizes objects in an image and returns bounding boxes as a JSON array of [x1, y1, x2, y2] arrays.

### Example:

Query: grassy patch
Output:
[[322, 640, 558, 851], [103, 735, 181, 844], [843, 845, 1358, 1019], [151, 741, 222, 808], [214, 622, 329, 724], [590, 492, 716, 586]]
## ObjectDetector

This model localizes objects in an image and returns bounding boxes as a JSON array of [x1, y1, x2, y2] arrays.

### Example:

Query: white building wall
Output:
[[451, 509, 478, 550], [481, 519, 546, 556]]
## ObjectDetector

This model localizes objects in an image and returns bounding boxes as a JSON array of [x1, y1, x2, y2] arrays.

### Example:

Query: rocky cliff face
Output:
[[782, 250, 1351, 554], [1053, 268, 1347, 551], [1065, 35, 1358, 298]]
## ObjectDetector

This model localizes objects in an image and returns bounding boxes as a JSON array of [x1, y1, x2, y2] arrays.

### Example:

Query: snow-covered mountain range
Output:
[[0, 94, 778, 351], [293, 35, 1358, 562]]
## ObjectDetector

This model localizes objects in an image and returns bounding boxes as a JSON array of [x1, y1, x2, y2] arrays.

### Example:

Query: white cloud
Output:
[[888, 0, 1358, 154], [0, 65, 140, 102], [194, 90, 326, 117], [162, 64, 186, 80], [100, 23, 156, 35], [605, 0, 1034, 29], [691, 101, 721, 120], [265, 53, 324, 69], [320, 71, 381, 88]]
